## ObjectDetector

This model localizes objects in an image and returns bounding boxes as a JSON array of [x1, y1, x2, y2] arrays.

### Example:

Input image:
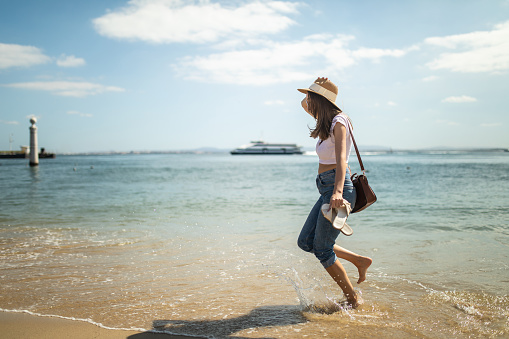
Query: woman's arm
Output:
[[329, 122, 348, 209]]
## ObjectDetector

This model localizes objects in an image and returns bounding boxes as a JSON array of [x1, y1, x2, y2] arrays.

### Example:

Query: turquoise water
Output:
[[0, 152, 508, 338]]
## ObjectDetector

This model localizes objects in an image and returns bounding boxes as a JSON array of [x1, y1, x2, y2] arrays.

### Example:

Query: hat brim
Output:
[[298, 88, 342, 112]]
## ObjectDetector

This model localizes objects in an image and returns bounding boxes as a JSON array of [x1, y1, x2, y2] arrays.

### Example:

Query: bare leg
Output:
[[325, 259, 358, 308], [333, 245, 372, 284]]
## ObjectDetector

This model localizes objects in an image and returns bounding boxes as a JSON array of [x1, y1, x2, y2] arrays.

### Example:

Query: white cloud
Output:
[[93, 0, 300, 44], [92, 1, 415, 85], [387, 101, 397, 106], [57, 54, 86, 67], [0, 120, 19, 125], [0, 43, 51, 69], [174, 34, 412, 85], [4, 81, 125, 97], [425, 20, 509, 73], [441, 95, 477, 103], [67, 110, 93, 118]]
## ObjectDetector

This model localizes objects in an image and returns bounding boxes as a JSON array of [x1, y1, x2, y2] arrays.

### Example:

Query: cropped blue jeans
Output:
[[297, 169, 357, 269]]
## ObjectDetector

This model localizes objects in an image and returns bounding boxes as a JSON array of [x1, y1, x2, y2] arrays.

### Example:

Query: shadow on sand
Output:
[[127, 305, 306, 339]]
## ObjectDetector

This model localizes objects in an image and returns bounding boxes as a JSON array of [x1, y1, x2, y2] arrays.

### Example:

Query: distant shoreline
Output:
[[1, 147, 507, 157], [53, 147, 509, 156]]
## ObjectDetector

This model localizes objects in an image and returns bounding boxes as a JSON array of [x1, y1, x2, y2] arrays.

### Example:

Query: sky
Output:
[[1, 0, 508, 153]]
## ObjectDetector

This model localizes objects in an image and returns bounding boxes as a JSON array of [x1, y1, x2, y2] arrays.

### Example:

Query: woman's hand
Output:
[[329, 192, 345, 210], [315, 77, 328, 84]]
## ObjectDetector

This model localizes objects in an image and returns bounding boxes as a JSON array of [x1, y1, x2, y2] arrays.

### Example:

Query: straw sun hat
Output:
[[298, 77, 342, 112]]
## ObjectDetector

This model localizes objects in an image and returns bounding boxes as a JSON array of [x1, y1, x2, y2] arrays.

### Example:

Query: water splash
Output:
[[275, 267, 360, 315]]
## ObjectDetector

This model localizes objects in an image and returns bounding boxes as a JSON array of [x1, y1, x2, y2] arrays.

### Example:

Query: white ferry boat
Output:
[[231, 141, 303, 155]]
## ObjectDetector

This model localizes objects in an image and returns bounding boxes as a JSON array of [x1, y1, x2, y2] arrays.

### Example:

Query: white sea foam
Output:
[[0, 307, 147, 332]]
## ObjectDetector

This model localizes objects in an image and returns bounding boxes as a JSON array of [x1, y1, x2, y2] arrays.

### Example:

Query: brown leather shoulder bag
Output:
[[348, 124, 377, 213]]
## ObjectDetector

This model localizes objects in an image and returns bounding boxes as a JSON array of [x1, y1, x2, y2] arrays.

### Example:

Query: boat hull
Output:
[[231, 150, 302, 155], [230, 143, 303, 155]]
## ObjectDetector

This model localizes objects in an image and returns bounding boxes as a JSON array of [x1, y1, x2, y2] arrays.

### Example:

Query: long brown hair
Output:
[[308, 91, 342, 140]]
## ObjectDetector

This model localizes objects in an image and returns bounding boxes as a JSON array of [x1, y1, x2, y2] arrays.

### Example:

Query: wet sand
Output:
[[0, 311, 204, 339]]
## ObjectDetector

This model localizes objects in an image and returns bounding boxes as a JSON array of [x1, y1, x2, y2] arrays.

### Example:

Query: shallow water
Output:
[[0, 152, 508, 338]]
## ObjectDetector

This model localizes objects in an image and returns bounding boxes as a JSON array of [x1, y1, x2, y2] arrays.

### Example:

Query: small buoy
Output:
[[73, 167, 77, 171]]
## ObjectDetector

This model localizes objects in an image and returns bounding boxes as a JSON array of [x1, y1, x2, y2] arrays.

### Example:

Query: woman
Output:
[[297, 77, 372, 308]]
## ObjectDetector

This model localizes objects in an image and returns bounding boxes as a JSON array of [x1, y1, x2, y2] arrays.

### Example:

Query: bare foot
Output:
[[347, 298, 359, 309], [346, 292, 363, 309], [356, 256, 372, 284]]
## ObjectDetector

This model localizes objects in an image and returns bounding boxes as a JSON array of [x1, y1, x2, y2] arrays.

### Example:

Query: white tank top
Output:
[[316, 114, 353, 164]]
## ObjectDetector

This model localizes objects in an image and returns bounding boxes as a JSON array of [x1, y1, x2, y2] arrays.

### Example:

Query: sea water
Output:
[[0, 152, 508, 338]]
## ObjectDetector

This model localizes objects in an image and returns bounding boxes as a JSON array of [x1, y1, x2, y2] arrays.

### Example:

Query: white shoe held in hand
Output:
[[321, 201, 353, 236]]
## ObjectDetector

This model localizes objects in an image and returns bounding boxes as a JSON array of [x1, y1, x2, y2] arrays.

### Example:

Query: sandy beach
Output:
[[0, 311, 204, 339]]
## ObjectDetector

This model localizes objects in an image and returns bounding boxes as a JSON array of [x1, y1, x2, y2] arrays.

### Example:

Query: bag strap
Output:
[[347, 122, 365, 174]]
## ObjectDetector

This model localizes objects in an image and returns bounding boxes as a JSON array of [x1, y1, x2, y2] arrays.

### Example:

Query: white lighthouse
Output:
[[29, 117, 39, 167]]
